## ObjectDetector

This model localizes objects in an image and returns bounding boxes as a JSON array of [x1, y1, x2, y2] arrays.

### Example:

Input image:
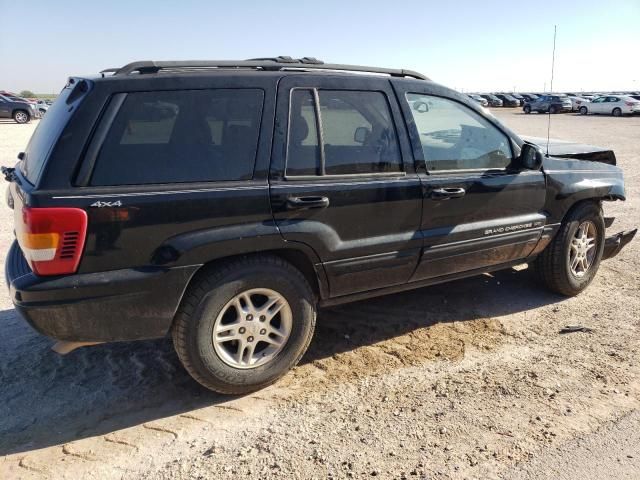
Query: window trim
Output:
[[404, 92, 516, 175], [284, 87, 406, 180]]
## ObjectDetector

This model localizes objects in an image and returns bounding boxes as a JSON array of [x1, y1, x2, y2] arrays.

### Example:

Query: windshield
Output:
[[20, 79, 91, 184]]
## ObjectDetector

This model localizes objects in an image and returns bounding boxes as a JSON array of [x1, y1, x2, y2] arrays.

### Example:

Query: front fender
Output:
[[542, 156, 626, 223]]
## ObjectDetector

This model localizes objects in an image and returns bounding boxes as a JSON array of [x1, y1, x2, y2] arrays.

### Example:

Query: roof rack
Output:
[[102, 57, 429, 80]]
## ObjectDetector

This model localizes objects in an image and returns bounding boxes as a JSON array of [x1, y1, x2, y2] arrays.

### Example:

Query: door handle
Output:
[[287, 196, 330, 210], [429, 187, 466, 200]]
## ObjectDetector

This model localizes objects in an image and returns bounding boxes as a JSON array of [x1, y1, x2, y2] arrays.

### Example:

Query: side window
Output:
[[286, 89, 321, 176], [285, 89, 402, 177], [318, 91, 402, 175], [405, 93, 512, 171], [91, 89, 264, 186]]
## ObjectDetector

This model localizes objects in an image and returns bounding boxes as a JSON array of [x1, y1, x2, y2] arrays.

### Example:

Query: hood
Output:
[[521, 136, 616, 166]]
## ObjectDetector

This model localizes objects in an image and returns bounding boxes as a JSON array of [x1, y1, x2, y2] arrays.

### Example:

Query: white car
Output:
[[568, 96, 590, 112], [579, 95, 640, 116]]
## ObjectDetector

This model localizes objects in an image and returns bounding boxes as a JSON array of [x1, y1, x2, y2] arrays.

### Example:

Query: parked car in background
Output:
[[520, 93, 539, 102], [0, 92, 41, 118], [467, 93, 489, 107], [494, 94, 519, 107], [579, 95, 640, 116], [36, 100, 49, 116], [510, 93, 526, 106], [568, 96, 590, 112], [0, 94, 38, 123], [523, 94, 573, 114], [628, 95, 640, 102], [480, 94, 503, 107]]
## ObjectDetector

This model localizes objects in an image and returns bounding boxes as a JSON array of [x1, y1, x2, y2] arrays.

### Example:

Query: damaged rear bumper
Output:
[[602, 228, 637, 260]]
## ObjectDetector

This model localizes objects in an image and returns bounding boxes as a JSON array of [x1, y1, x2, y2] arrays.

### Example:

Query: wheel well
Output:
[[187, 249, 323, 298], [563, 199, 602, 223], [12, 108, 29, 117]]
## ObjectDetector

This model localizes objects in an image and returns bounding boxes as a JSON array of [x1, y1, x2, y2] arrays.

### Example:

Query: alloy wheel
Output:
[[213, 288, 292, 369], [569, 221, 597, 278]]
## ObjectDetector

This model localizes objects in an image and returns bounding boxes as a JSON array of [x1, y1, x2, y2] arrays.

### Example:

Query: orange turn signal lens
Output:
[[21, 232, 60, 249]]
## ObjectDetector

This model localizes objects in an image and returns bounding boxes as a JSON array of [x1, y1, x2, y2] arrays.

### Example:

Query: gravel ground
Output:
[[0, 110, 638, 479]]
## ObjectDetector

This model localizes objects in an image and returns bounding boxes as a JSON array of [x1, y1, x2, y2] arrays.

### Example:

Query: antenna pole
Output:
[[546, 25, 557, 156]]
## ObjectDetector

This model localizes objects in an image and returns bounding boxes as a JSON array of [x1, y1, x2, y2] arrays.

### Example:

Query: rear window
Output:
[[21, 81, 88, 184], [90, 89, 264, 186], [286, 89, 402, 176]]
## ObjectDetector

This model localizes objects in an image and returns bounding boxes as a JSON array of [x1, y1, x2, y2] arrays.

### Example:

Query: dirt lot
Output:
[[0, 110, 638, 479]]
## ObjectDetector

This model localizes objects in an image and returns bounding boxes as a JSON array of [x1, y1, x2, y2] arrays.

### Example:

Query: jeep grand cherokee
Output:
[[4, 57, 636, 394]]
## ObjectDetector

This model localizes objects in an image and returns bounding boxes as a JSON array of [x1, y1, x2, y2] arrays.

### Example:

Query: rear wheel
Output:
[[523, 105, 531, 114], [172, 255, 316, 394], [579, 106, 588, 115], [534, 202, 605, 296], [549, 105, 558, 114], [612, 107, 622, 117], [13, 110, 30, 124]]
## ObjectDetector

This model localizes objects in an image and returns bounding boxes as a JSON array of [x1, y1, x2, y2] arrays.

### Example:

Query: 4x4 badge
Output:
[[90, 200, 123, 208]]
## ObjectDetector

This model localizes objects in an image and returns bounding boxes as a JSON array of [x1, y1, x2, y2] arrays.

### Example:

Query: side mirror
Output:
[[413, 101, 429, 113], [353, 126, 370, 144], [519, 143, 544, 170]]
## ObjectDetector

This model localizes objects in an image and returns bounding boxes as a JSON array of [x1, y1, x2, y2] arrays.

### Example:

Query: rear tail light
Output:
[[16, 207, 87, 276], [625, 102, 634, 106]]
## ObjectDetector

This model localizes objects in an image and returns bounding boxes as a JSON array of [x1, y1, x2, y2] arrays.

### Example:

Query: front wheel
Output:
[[534, 202, 605, 296], [523, 105, 531, 114], [13, 110, 30, 124], [172, 255, 316, 394], [579, 106, 588, 115]]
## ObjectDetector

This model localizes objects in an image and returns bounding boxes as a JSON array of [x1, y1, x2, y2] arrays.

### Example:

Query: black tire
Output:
[[579, 106, 588, 115], [549, 105, 558, 114], [523, 105, 531, 114], [533, 202, 605, 296], [612, 107, 622, 117], [172, 255, 316, 394], [13, 110, 30, 124]]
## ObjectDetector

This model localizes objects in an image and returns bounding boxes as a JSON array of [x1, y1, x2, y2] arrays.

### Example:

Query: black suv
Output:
[[494, 94, 520, 107], [4, 57, 636, 394]]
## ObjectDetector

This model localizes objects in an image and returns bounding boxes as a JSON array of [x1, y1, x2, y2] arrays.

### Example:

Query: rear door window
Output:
[[319, 91, 402, 175], [90, 89, 264, 186], [286, 89, 402, 176]]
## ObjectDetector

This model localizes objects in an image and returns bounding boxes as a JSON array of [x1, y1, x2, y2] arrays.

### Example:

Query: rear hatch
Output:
[[7, 78, 92, 277], [18, 78, 92, 185]]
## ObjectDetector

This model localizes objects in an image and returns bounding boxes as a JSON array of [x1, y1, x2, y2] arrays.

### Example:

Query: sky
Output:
[[1, 0, 639, 94]]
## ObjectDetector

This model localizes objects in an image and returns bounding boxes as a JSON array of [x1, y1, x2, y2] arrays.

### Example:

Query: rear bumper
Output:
[[602, 229, 637, 260], [6, 241, 199, 342]]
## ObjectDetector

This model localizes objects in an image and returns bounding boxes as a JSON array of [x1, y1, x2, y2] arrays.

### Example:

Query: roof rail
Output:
[[105, 58, 429, 80]]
